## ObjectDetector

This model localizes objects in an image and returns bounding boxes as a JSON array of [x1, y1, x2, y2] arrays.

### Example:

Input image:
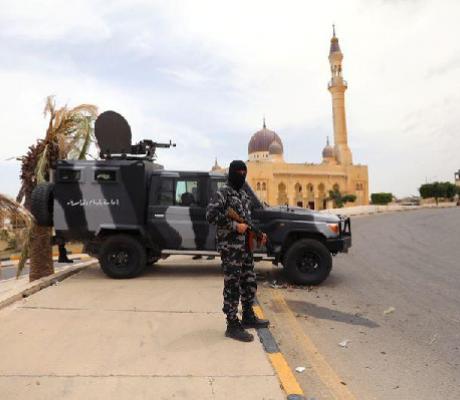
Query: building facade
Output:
[[213, 28, 369, 210], [248, 28, 368, 210]]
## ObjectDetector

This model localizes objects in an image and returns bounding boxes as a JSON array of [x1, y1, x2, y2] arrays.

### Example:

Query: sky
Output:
[[0, 0, 459, 198]]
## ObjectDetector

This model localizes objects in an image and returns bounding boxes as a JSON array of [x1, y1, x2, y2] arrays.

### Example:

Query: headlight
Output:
[[327, 223, 339, 234]]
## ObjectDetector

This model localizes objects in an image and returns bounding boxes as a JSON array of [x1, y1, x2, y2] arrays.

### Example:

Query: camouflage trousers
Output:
[[220, 247, 257, 321]]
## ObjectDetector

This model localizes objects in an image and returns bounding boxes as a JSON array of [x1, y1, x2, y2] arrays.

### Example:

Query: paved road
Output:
[[258, 207, 460, 400]]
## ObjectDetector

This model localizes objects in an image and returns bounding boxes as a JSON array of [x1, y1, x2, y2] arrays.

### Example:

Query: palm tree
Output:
[[16, 96, 98, 281], [0, 194, 34, 278]]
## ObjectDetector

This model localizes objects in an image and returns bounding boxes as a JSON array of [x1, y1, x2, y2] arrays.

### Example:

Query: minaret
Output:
[[328, 25, 353, 165]]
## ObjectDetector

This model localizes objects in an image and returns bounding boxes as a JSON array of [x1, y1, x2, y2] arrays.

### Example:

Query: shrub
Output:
[[371, 192, 393, 205]]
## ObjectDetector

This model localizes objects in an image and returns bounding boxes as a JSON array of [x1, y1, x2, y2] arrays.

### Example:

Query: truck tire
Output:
[[99, 234, 146, 279], [31, 183, 54, 227], [147, 256, 160, 265], [283, 239, 332, 285]]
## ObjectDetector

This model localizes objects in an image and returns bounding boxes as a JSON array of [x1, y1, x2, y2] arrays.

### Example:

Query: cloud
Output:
[[0, 0, 459, 198]]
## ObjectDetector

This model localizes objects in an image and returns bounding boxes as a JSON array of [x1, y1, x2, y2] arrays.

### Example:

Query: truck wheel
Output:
[[99, 235, 146, 279], [31, 183, 54, 227], [147, 256, 160, 265], [283, 239, 332, 285]]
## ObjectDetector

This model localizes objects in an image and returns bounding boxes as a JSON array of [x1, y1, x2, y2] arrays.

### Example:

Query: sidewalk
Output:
[[0, 257, 285, 400], [321, 202, 457, 217]]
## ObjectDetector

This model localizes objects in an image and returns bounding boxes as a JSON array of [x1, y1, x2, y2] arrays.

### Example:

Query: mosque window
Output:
[[257, 182, 261, 190], [307, 183, 314, 193], [333, 183, 340, 192], [295, 183, 302, 193], [262, 182, 266, 191]]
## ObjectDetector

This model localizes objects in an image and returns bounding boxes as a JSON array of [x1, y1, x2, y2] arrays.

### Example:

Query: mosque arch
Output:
[[277, 182, 288, 205]]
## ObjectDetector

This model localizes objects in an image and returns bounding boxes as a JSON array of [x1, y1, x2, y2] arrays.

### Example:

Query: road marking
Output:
[[253, 304, 265, 319], [253, 303, 305, 398], [270, 289, 358, 400], [268, 352, 304, 396]]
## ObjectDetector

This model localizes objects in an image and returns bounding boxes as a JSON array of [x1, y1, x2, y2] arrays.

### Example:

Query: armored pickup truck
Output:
[[30, 111, 352, 285]]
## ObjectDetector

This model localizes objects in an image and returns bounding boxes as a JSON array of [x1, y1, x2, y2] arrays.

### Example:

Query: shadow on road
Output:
[[286, 299, 380, 328]]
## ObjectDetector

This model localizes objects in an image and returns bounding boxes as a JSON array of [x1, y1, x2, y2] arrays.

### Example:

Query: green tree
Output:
[[419, 181, 457, 205], [370, 193, 393, 205], [328, 190, 356, 208]]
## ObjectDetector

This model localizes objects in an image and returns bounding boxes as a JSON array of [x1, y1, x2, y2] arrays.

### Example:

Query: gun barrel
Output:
[[154, 141, 176, 148]]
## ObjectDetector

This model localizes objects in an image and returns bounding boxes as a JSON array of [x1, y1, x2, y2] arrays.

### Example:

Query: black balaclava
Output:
[[228, 160, 247, 190]]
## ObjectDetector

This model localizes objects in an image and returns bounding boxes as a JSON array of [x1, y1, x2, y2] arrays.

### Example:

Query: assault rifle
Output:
[[227, 207, 266, 252]]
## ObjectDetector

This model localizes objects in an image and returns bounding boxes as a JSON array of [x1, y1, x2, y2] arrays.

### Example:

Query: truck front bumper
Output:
[[326, 216, 352, 253]]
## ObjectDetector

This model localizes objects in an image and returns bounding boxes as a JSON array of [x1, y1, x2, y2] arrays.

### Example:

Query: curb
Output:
[[0, 259, 97, 310], [253, 300, 305, 400], [0, 251, 73, 263], [1, 254, 84, 268]]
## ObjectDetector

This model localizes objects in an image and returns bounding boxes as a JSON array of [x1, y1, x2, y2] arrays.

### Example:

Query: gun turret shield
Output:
[[95, 111, 132, 156]]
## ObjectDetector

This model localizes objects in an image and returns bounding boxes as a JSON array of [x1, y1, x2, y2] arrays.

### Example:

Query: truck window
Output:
[[58, 169, 81, 183], [175, 180, 199, 206], [159, 178, 174, 205], [208, 180, 226, 204], [210, 180, 226, 197], [94, 170, 117, 182]]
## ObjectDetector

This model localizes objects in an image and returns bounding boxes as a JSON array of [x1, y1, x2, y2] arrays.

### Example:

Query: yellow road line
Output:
[[253, 304, 265, 319], [268, 352, 304, 396], [271, 289, 358, 400]]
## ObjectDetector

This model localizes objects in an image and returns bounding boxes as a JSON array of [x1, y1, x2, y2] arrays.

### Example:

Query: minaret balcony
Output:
[[328, 79, 348, 89]]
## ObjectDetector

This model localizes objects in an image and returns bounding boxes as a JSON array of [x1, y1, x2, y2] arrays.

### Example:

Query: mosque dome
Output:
[[322, 137, 334, 158], [248, 119, 283, 155], [268, 140, 283, 155]]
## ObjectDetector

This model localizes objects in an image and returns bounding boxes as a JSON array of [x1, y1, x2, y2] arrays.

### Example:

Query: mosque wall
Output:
[[247, 161, 368, 210]]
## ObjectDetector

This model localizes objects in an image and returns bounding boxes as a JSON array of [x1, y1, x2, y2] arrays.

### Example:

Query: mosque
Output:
[[212, 28, 369, 210]]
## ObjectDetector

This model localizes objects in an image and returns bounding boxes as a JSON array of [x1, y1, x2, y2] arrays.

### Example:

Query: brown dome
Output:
[[248, 121, 283, 154], [268, 140, 283, 155]]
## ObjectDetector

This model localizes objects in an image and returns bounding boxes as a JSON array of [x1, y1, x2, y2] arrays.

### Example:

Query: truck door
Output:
[[203, 177, 227, 250], [148, 175, 209, 250]]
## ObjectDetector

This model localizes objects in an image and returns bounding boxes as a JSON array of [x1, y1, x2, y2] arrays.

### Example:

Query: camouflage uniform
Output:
[[206, 184, 257, 321]]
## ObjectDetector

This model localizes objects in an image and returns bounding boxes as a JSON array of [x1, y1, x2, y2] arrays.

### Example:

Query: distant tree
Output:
[[328, 190, 356, 208], [419, 181, 457, 205], [419, 183, 433, 199], [370, 192, 393, 205]]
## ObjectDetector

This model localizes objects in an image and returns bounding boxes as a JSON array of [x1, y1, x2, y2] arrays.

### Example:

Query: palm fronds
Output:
[[15, 96, 98, 281], [0, 194, 34, 277], [0, 194, 34, 228], [17, 96, 98, 205]]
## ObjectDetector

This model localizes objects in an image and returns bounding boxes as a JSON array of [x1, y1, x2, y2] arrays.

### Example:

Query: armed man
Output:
[[206, 160, 269, 342]]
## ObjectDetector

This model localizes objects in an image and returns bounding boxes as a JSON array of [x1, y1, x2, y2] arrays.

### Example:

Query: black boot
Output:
[[225, 319, 254, 342], [58, 244, 73, 263], [242, 308, 270, 328]]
